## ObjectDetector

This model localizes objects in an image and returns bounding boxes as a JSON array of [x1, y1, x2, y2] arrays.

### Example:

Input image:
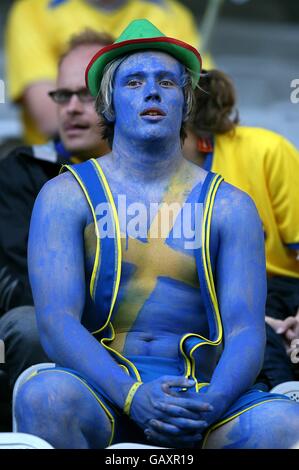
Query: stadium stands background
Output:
[[0, 0, 298, 147]]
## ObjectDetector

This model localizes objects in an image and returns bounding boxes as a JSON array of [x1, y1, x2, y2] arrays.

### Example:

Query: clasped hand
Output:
[[129, 375, 215, 447], [266, 310, 299, 356]]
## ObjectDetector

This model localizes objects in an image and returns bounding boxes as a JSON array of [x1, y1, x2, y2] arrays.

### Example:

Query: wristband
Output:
[[123, 381, 143, 416]]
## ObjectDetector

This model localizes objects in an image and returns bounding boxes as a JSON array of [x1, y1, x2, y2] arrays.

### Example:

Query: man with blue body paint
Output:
[[15, 20, 299, 448]]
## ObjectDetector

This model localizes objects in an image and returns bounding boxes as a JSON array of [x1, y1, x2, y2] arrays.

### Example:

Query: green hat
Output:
[[85, 18, 202, 96]]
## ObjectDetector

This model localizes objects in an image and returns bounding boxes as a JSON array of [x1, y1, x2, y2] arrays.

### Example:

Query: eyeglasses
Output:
[[48, 88, 94, 104]]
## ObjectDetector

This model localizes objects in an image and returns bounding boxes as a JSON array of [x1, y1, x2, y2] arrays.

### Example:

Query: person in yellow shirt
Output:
[[184, 69, 299, 390], [5, 0, 213, 145]]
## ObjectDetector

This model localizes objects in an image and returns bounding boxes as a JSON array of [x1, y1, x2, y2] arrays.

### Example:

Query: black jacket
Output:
[[0, 141, 70, 315]]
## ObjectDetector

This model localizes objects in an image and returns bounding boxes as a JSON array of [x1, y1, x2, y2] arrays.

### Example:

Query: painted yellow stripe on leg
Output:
[[202, 397, 289, 448], [32, 368, 115, 446]]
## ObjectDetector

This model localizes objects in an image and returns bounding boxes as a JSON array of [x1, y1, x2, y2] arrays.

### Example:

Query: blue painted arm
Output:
[[28, 173, 135, 409]]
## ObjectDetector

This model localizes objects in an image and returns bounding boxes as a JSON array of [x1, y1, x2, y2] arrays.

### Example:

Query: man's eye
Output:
[[127, 80, 142, 87], [57, 91, 71, 101], [160, 80, 175, 87]]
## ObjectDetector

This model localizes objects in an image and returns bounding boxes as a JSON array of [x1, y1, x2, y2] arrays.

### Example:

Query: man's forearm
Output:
[[39, 311, 136, 410], [203, 328, 265, 418]]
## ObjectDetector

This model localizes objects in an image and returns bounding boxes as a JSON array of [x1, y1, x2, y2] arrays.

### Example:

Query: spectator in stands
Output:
[[5, 0, 212, 145], [14, 19, 299, 450], [183, 69, 299, 389], [0, 29, 113, 389]]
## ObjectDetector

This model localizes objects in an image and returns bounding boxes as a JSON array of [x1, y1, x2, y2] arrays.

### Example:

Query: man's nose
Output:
[[144, 80, 161, 102], [66, 94, 84, 113]]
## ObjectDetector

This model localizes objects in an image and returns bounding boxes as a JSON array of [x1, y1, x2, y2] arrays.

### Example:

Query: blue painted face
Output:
[[112, 51, 186, 143]]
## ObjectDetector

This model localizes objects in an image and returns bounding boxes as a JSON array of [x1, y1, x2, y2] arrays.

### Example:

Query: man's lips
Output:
[[140, 108, 166, 117], [63, 122, 89, 132]]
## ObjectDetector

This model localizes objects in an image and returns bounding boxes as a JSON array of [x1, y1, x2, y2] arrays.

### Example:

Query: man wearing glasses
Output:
[[0, 30, 112, 397]]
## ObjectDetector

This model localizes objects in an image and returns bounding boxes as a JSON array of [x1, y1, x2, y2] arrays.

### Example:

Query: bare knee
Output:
[[206, 400, 299, 449], [15, 371, 82, 427], [15, 370, 112, 449]]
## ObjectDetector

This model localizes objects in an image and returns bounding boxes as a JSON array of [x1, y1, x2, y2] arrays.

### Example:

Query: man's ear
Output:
[[103, 110, 115, 123]]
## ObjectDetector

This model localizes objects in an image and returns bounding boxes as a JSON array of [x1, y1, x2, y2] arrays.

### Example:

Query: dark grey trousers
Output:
[[0, 306, 49, 388]]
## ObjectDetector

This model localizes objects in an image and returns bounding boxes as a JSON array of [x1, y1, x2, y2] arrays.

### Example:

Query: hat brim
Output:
[[86, 37, 202, 96]]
